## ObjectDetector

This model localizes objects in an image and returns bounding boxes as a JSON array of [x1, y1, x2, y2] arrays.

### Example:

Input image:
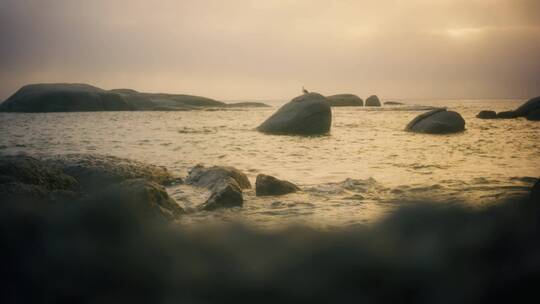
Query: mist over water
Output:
[[1, 99, 539, 227]]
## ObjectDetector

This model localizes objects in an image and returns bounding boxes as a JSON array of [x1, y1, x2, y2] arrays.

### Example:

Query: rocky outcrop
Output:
[[0, 83, 135, 112], [113, 89, 225, 110], [257, 93, 332, 135], [526, 109, 540, 121], [95, 178, 184, 220], [326, 94, 363, 107], [45, 154, 177, 192], [365, 95, 381, 107], [255, 174, 300, 196], [476, 110, 497, 119], [514, 96, 540, 117], [406, 109, 465, 134]]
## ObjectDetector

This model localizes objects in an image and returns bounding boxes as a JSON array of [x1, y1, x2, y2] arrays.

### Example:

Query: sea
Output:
[[1, 98, 539, 228]]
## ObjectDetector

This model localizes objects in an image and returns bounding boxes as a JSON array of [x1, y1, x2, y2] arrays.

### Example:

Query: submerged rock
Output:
[[526, 109, 540, 121], [365, 95, 381, 107], [514, 96, 540, 117], [326, 94, 363, 107], [186, 164, 251, 189], [0, 83, 134, 112], [476, 110, 497, 119], [257, 93, 332, 135], [496, 111, 519, 119], [45, 154, 176, 191], [199, 177, 244, 211], [255, 174, 300, 196], [406, 109, 465, 134]]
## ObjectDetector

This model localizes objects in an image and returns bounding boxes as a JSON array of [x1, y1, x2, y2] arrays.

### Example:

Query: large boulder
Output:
[[526, 109, 540, 121], [185, 164, 251, 189], [406, 109, 465, 134], [476, 111, 497, 119], [257, 93, 332, 135], [255, 174, 300, 196], [365, 95, 381, 107], [45, 154, 177, 192], [326, 94, 363, 107], [95, 178, 184, 220], [0, 83, 135, 112], [514, 96, 540, 117]]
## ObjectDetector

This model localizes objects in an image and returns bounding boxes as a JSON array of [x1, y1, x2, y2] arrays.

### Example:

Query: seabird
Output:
[[302, 86, 309, 94]]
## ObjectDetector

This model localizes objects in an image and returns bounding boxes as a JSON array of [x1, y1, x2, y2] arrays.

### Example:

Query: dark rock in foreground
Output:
[[0, 83, 135, 112], [365, 95, 381, 107], [406, 109, 465, 134], [527, 109, 540, 121], [476, 110, 497, 119], [256, 174, 300, 196], [257, 92, 332, 135], [186, 164, 251, 189], [514, 96, 540, 117], [384, 101, 404, 105], [326, 94, 363, 107], [496, 111, 519, 119], [45, 154, 176, 191], [531, 179, 540, 203], [96, 178, 184, 220]]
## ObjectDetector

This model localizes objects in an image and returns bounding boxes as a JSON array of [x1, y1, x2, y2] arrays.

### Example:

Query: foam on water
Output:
[[1, 99, 538, 227]]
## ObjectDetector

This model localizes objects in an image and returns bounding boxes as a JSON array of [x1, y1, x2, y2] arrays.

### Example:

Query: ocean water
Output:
[[1, 99, 539, 228]]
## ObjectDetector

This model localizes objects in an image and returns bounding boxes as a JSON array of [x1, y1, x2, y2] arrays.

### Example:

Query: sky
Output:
[[1, 0, 539, 101]]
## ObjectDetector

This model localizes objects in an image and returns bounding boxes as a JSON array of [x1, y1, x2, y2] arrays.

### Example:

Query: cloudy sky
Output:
[[1, 0, 539, 101]]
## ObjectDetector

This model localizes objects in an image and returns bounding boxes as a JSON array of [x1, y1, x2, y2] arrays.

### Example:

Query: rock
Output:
[[225, 102, 270, 108], [476, 110, 497, 119], [198, 177, 243, 211], [45, 154, 176, 191], [0, 83, 135, 112], [496, 111, 519, 119], [384, 101, 404, 105], [514, 96, 540, 117], [526, 109, 540, 121], [255, 174, 300, 196], [0, 155, 79, 203], [326, 94, 363, 107], [112, 89, 226, 110], [96, 178, 184, 220], [185, 164, 251, 189], [365, 95, 381, 107], [406, 109, 465, 134], [531, 179, 540, 203], [257, 92, 332, 135]]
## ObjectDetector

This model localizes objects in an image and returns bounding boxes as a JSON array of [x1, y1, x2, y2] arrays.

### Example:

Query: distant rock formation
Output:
[[257, 92, 332, 135], [0, 83, 229, 112], [225, 102, 270, 108], [406, 109, 465, 134], [326, 94, 363, 107], [0, 83, 134, 112], [476, 110, 497, 119], [384, 101, 404, 105], [514, 96, 540, 117], [365, 95, 381, 107], [496, 111, 519, 119], [255, 174, 300, 196]]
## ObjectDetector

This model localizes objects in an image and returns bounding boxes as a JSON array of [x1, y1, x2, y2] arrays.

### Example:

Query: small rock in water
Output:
[[199, 178, 243, 210], [476, 110, 497, 119], [326, 94, 363, 107], [255, 174, 300, 196], [496, 111, 519, 119], [186, 164, 251, 189]]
